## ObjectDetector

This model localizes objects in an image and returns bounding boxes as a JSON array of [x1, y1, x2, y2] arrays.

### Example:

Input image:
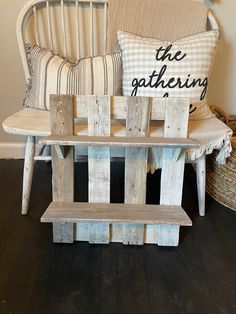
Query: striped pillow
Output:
[[24, 44, 122, 110], [117, 30, 220, 120]]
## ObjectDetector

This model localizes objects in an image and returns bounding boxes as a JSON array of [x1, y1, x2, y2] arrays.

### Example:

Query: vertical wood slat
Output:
[[103, 2, 108, 54], [157, 98, 189, 246], [33, 5, 40, 45], [61, 0, 67, 56], [123, 97, 151, 245], [75, 0, 80, 60], [88, 96, 110, 244], [89, 1, 94, 56], [46, 1, 53, 50], [50, 95, 74, 243]]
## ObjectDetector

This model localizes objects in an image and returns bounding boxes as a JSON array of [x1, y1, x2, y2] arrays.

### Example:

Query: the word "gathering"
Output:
[[131, 44, 208, 101]]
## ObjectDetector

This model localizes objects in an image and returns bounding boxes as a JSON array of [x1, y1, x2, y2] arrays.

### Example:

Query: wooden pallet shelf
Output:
[[41, 95, 195, 247]]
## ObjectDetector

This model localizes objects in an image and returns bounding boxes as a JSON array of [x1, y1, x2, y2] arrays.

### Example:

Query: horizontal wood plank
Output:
[[39, 135, 199, 148], [41, 202, 192, 226], [73, 96, 189, 120]]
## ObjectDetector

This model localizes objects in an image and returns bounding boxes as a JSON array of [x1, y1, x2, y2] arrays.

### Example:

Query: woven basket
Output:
[[206, 106, 236, 211], [211, 105, 236, 136]]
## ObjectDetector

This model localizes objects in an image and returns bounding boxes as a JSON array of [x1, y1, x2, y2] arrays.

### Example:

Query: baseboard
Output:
[[0, 143, 126, 160], [0, 142, 25, 159]]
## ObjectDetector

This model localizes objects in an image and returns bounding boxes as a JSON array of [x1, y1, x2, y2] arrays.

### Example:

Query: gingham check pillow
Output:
[[118, 30, 220, 120], [24, 44, 122, 110]]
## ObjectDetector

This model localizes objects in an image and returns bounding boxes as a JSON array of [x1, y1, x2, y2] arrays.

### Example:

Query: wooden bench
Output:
[[40, 95, 199, 246]]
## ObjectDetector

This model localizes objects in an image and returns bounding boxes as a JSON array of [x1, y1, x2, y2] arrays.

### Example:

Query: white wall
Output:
[[0, 0, 235, 157], [207, 0, 236, 114], [0, 0, 27, 144], [0, 0, 28, 157]]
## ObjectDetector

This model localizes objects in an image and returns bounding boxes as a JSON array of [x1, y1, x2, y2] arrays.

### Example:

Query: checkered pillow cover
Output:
[[117, 30, 220, 120]]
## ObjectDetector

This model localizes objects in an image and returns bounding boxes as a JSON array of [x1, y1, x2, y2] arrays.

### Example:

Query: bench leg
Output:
[[22, 136, 35, 215], [196, 154, 206, 216]]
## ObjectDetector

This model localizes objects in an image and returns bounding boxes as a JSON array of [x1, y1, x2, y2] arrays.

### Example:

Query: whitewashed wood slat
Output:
[[87, 96, 110, 244], [157, 98, 190, 246], [122, 97, 151, 245], [41, 202, 192, 226], [50, 95, 74, 243], [53, 220, 74, 243], [157, 225, 180, 246]]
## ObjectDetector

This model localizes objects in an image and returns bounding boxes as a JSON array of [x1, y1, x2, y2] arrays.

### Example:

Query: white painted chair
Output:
[[3, 0, 108, 215], [2, 0, 231, 216]]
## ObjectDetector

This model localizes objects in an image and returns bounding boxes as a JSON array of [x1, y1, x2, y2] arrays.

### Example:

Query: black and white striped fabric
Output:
[[24, 44, 122, 110], [118, 30, 220, 120]]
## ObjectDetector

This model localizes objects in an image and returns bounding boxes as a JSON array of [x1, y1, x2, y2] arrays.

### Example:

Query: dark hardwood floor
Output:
[[0, 160, 236, 314]]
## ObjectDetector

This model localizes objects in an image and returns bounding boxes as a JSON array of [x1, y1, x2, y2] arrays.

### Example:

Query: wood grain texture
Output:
[[157, 98, 190, 246], [74, 96, 179, 120], [160, 98, 189, 205], [50, 95, 75, 243], [41, 202, 192, 226], [39, 135, 199, 148], [123, 97, 151, 245], [88, 96, 110, 244]]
